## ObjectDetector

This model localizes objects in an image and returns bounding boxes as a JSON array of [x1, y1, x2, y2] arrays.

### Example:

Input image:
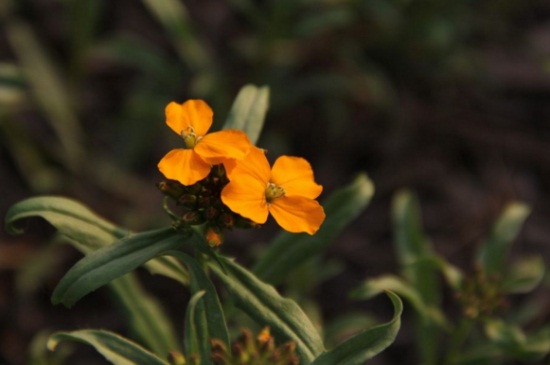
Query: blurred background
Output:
[[1, 0, 550, 364]]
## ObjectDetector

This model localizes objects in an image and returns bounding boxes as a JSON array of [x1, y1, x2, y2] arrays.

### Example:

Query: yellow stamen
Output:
[[265, 182, 285, 202], [181, 126, 201, 148]]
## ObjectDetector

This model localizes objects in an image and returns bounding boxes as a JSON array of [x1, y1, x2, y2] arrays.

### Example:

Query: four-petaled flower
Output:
[[221, 147, 325, 235], [158, 99, 251, 186]]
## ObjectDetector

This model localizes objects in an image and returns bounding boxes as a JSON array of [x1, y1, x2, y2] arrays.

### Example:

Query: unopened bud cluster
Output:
[[211, 327, 299, 365], [158, 164, 259, 246], [455, 268, 507, 319]]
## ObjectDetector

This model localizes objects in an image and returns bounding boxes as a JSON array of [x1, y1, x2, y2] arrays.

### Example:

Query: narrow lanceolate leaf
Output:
[[5, 17, 84, 168], [140, 0, 211, 71], [391, 190, 441, 365], [5, 196, 127, 245], [47, 329, 169, 365], [170, 252, 230, 348], [210, 255, 325, 364], [392, 190, 432, 264], [310, 292, 402, 365], [484, 319, 550, 362], [476, 202, 531, 275], [6, 197, 183, 356], [254, 173, 374, 285], [52, 227, 187, 307], [502, 256, 545, 294], [351, 275, 448, 328], [109, 274, 182, 356], [184, 291, 210, 364], [5, 196, 189, 284], [223, 84, 270, 145]]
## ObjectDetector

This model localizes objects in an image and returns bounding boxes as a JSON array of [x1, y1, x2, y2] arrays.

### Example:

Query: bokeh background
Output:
[[1, 0, 550, 364]]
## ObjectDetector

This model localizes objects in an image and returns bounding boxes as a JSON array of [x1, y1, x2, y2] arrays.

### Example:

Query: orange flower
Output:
[[158, 100, 251, 186], [221, 147, 325, 235]]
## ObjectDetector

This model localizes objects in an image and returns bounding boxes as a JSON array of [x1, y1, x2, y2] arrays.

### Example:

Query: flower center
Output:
[[265, 182, 285, 202], [181, 126, 202, 148]]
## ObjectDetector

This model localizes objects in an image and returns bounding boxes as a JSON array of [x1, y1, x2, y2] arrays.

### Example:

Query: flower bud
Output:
[[205, 206, 219, 220], [197, 196, 211, 209], [205, 226, 223, 247], [167, 351, 186, 365], [178, 194, 197, 208], [182, 211, 204, 225], [157, 180, 185, 200], [219, 213, 234, 229]]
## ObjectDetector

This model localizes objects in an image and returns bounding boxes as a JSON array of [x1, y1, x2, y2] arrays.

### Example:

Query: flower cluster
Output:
[[211, 327, 299, 365], [168, 327, 299, 365], [158, 99, 325, 244]]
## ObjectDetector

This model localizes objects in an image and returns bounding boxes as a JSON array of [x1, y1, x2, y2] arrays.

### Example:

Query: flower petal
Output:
[[165, 100, 213, 137], [271, 156, 323, 199], [195, 130, 251, 164], [158, 148, 211, 186], [225, 146, 271, 184], [269, 196, 325, 235], [221, 175, 269, 224]]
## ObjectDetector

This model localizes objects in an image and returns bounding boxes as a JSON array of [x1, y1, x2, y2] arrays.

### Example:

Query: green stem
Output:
[[443, 318, 475, 365], [163, 197, 180, 221]]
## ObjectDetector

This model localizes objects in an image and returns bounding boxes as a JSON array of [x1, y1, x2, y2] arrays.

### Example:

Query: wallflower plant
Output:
[[5, 85, 402, 365], [157, 97, 325, 239]]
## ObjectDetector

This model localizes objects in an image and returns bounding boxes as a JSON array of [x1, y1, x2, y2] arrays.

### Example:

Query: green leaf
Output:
[[210, 255, 325, 364], [502, 256, 545, 294], [109, 274, 182, 357], [476, 202, 531, 275], [322, 313, 377, 349], [7, 198, 182, 356], [140, 0, 210, 71], [5, 196, 127, 243], [310, 291, 402, 365], [5, 196, 189, 285], [223, 84, 270, 145], [65, 0, 103, 82], [51, 227, 187, 307], [184, 291, 210, 364], [392, 190, 432, 266], [171, 252, 230, 348], [47, 329, 169, 365], [351, 274, 448, 328], [5, 17, 84, 169], [484, 319, 550, 362], [391, 190, 443, 365], [254, 173, 374, 285]]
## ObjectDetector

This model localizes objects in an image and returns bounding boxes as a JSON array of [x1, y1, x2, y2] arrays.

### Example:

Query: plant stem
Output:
[[443, 318, 474, 365]]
